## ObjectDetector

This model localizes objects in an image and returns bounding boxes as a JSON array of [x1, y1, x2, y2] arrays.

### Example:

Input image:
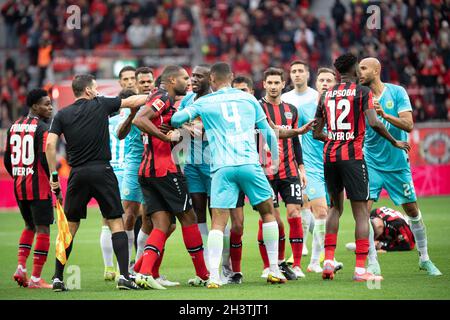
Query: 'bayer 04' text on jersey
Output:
[[364, 83, 412, 172]]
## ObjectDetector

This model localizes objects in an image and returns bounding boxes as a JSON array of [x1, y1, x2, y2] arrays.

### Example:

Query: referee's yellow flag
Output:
[[55, 200, 72, 265]]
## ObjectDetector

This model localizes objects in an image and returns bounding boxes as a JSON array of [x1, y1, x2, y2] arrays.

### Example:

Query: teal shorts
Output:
[[113, 170, 124, 192], [368, 164, 417, 206], [183, 164, 212, 196], [120, 163, 144, 203], [210, 164, 272, 209], [305, 170, 328, 202]]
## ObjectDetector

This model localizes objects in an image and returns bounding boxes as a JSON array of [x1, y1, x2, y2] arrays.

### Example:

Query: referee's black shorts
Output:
[[324, 159, 369, 202], [64, 161, 124, 222], [139, 172, 192, 217]]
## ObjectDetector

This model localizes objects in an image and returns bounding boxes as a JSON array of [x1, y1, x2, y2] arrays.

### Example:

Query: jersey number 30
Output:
[[10, 134, 35, 166]]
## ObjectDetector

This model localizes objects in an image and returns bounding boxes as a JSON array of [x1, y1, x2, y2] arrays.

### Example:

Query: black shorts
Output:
[[324, 159, 369, 201], [65, 161, 124, 222], [270, 177, 303, 208], [139, 173, 192, 216], [18, 198, 54, 226]]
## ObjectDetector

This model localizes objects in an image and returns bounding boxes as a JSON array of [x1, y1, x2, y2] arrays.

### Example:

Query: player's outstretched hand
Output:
[[297, 119, 317, 135], [167, 129, 181, 142], [392, 140, 411, 152]]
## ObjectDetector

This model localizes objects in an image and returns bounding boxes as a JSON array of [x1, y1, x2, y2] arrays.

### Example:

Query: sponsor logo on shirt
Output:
[[285, 112, 293, 119]]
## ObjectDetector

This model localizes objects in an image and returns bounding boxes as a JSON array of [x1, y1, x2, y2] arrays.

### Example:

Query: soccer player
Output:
[[46, 74, 148, 291], [359, 57, 442, 276], [346, 207, 415, 252], [281, 61, 317, 257], [5, 89, 54, 289], [171, 62, 285, 288], [256, 68, 306, 280], [313, 53, 410, 281], [295, 67, 344, 273], [100, 66, 137, 281], [132, 65, 209, 290]]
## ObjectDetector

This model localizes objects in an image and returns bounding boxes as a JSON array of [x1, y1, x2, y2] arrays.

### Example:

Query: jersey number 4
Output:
[[10, 134, 35, 166], [221, 102, 242, 131], [328, 99, 351, 130]]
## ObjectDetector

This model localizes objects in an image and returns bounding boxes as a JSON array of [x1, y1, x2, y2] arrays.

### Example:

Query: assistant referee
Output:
[[46, 74, 148, 291]]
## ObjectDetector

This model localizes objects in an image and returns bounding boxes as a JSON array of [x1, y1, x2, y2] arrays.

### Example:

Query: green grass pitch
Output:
[[0, 196, 449, 300]]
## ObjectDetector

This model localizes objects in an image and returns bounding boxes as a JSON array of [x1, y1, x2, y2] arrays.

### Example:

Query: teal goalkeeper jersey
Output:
[[109, 111, 129, 172], [119, 108, 144, 166], [282, 88, 324, 174], [180, 87, 267, 172], [364, 83, 412, 172], [178, 92, 210, 166]]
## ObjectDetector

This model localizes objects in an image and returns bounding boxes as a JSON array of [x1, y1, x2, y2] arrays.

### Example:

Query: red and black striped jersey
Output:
[[315, 82, 374, 163], [371, 207, 415, 251], [258, 99, 299, 180], [3, 116, 51, 200], [138, 88, 182, 178]]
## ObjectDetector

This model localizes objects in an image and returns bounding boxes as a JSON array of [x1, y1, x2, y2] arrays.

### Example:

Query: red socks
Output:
[[355, 238, 369, 269], [18, 229, 35, 268], [32, 233, 50, 278], [324, 233, 337, 261], [182, 224, 209, 280], [288, 217, 303, 268], [257, 220, 270, 269], [152, 248, 165, 279], [140, 228, 167, 276], [230, 231, 243, 273]]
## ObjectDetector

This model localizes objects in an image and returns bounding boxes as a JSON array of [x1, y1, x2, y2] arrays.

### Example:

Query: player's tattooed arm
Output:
[[375, 100, 414, 132], [133, 106, 171, 142], [365, 109, 411, 152], [117, 108, 138, 140], [312, 117, 327, 142]]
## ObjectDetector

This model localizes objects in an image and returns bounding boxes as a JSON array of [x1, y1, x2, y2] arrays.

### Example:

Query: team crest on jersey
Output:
[[152, 98, 165, 111], [285, 112, 293, 119], [386, 100, 394, 109]]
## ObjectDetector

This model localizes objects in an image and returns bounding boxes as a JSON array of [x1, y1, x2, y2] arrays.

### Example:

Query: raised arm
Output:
[[120, 95, 148, 109], [171, 109, 194, 128], [375, 100, 414, 132], [117, 108, 138, 140]]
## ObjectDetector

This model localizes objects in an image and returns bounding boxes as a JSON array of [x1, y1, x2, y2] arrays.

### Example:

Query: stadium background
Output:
[[0, 0, 449, 301]]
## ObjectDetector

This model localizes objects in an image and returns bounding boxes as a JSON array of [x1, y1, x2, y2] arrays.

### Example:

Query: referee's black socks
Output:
[[53, 240, 73, 281], [112, 231, 130, 279]]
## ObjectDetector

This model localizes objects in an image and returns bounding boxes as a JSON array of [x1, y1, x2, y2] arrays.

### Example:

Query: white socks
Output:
[[301, 208, 313, 249], [222, 224, 231, 267], [125, 230, 135, 263], [311, 218, 326, 265], [262, 221, 279, 272], [198, 222, 209, 269], [100, 226, 114, 268], [135, 229, 149, 261], [409, 211, 430, 262], [207, 229, 224, 282], [368, 220, 378, 264]]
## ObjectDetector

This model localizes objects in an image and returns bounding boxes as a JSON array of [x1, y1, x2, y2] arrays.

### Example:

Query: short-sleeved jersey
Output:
[[364, 83, 412, 171], [138, 88, 182, 178], [292, 91, 325, 174], [258, 98, 299, 180], [371, 206, 415, 251], [49, 96, 122, 167], [315, 82, 374, 163], [4, 116, 51, 200], [181, 87, 267, 173], [115, 108, 144, 166], [178, 91, 210, 166], [108, 110, 130, 172], [281, 87, 319, 129]]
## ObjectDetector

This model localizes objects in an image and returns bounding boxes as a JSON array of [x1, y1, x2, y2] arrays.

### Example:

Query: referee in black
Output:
[[46, 74, 148, 291]]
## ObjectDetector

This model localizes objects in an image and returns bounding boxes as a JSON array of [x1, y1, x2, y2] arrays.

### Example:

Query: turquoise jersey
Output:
[[119, 108, 144, 166], [282, 88, 323, 174], [179, 92, 210, 166], [364, 83, 412, 172], [179, 87, 268, 173], [109, 111, 129, 173]]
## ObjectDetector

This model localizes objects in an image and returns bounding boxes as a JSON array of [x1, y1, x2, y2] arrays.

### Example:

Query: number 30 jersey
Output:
[[4, 116, 51, 200], [315, 82, 374, 163]]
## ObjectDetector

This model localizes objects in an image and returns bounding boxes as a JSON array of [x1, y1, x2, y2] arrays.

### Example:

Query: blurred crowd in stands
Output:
[[0, 0, 449, 129]]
